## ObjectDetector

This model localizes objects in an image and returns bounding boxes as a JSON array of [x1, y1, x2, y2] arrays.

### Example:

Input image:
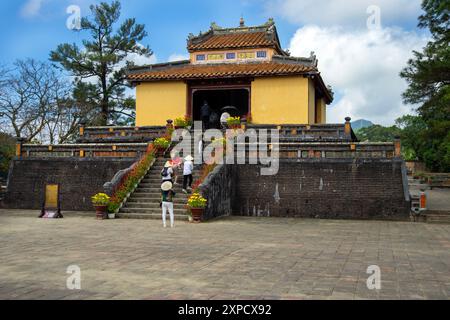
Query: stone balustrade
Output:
[[18, 143, 149, 159], [77, 125, 166, 144], [232, 141, 399, 159]]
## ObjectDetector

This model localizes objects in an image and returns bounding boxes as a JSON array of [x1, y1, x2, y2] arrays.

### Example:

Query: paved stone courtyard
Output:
[[0, 210, 449, 300]]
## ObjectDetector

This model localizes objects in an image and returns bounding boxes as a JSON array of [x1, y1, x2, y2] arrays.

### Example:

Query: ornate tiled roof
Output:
[[127, 60, 316, 82], [188, 31, 275, 51], [187, 18, 287, 55]]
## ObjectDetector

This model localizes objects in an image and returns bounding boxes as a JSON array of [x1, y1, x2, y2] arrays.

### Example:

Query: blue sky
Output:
[[0, 0, 430, 125], [0, 0, 299, 64]]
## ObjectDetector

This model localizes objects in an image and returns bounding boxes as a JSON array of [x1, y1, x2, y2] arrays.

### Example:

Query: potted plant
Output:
[[91, 193, 110, 220], [187, 192, 207, 223], [153, 137, 171, 156], [226, 116, 241, 130], [174, 116, 192, 129]]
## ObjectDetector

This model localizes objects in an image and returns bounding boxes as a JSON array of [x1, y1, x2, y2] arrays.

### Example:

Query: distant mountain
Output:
[[351, 119, 374, 130]]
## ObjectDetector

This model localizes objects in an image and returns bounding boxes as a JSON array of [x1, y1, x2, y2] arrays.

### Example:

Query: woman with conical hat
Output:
[[182, 155, 194, 194], [161, 160, 174, 184], [161, 181, 176, 228]]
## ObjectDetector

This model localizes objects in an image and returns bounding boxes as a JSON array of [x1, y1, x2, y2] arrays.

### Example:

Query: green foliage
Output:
[[399, 0, 450, 172], [226, 116, 241, 126], [356, 125, 401, 143], [153, 137, 170, 150], [50, 1, 152, 126], [395, 115, 428, 161], [0, 133, 15, 178], [357, 114, 450, 169], [174, 116, 192, 128]]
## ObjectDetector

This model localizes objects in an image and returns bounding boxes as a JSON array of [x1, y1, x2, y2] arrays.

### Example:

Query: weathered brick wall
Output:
[[3, 158, 135, 211], [200, 165, 237, 220], [232, 159, 410, 220]]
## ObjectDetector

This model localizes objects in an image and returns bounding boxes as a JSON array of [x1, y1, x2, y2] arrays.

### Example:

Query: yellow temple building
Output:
[[127, 18, 333, 126]]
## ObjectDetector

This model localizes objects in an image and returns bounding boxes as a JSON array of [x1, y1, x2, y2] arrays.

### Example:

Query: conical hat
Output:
[[161, 181, 173, 191], [164, 161, 173, 168]]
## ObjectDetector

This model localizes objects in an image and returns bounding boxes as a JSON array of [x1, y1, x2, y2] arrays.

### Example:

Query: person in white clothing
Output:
[[161, 161, 174, 183], [161, 181, 176, 228], [220, 112, 231, 129], [182, 155, 194, 194]]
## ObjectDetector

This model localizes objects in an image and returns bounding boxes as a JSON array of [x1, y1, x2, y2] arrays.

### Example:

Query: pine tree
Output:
[[400, 0, 450, 171], [51, 1, 152, 125]]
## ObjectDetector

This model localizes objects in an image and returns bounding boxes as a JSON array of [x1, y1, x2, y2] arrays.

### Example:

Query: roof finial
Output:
[[240, 16, 245, 27]]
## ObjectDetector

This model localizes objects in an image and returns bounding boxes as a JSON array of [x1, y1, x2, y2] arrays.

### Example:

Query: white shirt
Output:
[[162, 167, 173, 180], [183, 161, 194, 175]]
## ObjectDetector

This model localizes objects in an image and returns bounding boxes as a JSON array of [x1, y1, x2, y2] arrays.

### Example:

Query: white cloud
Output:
[[20, 0, 44, 18], [80, 51, 157, 86], [266, 0, 422, 28], [168, 53, 189, 62], [288, 25, 429, 125], [124, 52, 157, 66], [119, 42, 158, 68]]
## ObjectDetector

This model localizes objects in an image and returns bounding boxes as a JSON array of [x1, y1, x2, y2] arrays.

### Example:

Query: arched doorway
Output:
[[188, 83, 251, 128]]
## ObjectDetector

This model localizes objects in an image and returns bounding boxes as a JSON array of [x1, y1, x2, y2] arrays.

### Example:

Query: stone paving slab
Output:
[[0, 210, 449, 300]]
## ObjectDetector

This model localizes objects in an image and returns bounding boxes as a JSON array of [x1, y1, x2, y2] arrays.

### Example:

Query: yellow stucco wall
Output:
[[251, 76, 311, 124], [308, 79, 316, 124], [316, 98, 327, 124], [135, 81, 186, 126]]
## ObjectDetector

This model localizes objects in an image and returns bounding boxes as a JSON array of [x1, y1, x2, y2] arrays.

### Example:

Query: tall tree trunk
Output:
[[100, 71, 108, 126], [100, 98, 108, 126]]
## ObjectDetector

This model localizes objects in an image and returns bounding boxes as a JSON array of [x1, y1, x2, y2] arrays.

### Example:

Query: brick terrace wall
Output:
[[3, 158, 135, 211], [232, 159, 410, 220], [200, 165, 237, 220]]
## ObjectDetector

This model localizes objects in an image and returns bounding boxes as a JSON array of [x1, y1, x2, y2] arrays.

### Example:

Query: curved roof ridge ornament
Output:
[[309, 51, 318, 67], [210, 22, 221, 31], [240, 16, 245, 28]]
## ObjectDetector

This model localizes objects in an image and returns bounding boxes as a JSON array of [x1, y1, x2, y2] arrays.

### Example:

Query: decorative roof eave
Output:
[[127, 60, 191, 75], [129, 73, 308, 83], [127, 61, 317, 84], [311, 73, 334, 104], [272, 54, 318, 68]]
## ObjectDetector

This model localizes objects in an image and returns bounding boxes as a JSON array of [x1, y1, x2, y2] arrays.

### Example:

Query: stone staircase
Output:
[[424, 211, 450, 224], [408, 177, 450, 224], [117, 156, 200, 220]]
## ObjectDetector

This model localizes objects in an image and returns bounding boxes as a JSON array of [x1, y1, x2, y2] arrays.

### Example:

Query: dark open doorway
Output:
[[191, 88, 250, 127]]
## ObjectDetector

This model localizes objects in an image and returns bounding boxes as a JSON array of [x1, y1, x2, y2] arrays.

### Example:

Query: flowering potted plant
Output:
[[153, 137, 170, 155], [187, 192, 207, 223], [92, 193, 110, 220], [174, 116, 192, 129], [226, 116, 241, 129]]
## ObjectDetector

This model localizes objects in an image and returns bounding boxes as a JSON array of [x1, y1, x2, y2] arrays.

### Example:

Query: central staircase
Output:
[[117, 155, 200, 220]]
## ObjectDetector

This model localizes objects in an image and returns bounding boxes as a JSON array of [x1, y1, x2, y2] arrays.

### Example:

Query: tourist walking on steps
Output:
[[161, 161, 174, 184], [200, 100, 211, 131], [161, 181, 176, 228], [182, 155, 194, 194]]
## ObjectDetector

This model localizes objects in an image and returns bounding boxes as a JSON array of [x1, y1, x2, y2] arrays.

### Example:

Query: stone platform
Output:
[[0, 210, 449, 300]]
